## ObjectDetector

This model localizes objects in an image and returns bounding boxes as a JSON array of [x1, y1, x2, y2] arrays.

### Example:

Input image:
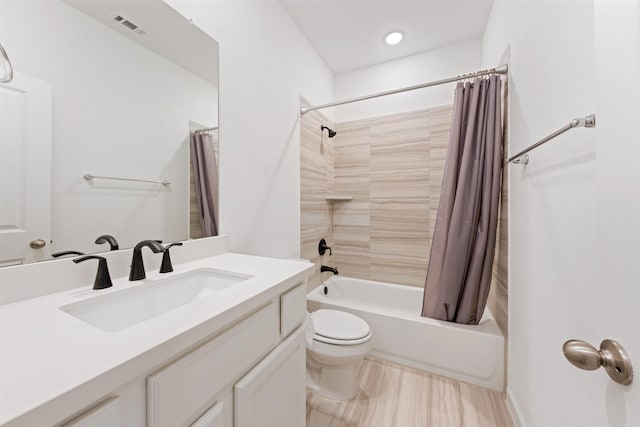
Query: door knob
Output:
[[563, 339, 633, 385], [29, 239, 46, 249]]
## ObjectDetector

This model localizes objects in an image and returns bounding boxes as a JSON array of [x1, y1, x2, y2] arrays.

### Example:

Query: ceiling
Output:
[[281, 0, 494, 75], [64, 0, 218, 85]]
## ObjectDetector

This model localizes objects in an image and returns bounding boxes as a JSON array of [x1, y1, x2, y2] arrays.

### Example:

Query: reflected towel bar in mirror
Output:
[[84, 173, 170, 186], [190, 126, 218, 135], [508, 114, 596, 165]]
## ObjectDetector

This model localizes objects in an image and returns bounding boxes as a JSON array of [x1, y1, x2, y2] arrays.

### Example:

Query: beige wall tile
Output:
[[301, 197, 332, 231], [334, 224, 370, 279], [334, 171, 370, 199], [370, 169, 430, 199], [333, 201, 370, 227], [369, 111, 429, 171], [334, 124, 370, 201], [370, 198, 430, 259], [487, 157, 509, 337], [300, 105, 335, 290], [370, 254, 428, 287]]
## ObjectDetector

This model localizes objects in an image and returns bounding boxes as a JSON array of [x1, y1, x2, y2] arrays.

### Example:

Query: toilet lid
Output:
[[311, 309, 371, 342]]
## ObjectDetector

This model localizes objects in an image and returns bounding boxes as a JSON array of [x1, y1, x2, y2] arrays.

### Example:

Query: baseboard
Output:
[[506, 387, 524, 427], [369, 349, 504, 392]]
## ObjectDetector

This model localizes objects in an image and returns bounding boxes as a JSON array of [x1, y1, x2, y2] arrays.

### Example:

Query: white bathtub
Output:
[[307, 276, 504, 391]]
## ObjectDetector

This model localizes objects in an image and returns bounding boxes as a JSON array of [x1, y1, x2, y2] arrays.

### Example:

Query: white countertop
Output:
[[0, 252, 313, 426]]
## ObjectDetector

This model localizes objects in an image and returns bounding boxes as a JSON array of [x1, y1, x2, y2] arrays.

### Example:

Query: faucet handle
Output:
[[52, 250, 85, 258], [73, 255, 113, 290], [160, 242, 183, 273], [318, 239, 332, 256]]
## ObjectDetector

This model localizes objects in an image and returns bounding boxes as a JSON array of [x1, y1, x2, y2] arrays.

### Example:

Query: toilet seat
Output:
[[311, 309, 371, 346]]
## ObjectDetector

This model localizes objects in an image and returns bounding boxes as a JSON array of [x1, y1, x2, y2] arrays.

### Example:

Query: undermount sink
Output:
[[60, 268, 253, 332]]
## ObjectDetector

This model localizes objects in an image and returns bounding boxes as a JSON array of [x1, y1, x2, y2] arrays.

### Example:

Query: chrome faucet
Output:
[[129, 240, 164, 281]]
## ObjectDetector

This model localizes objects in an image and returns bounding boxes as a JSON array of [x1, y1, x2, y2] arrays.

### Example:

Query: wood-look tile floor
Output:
[[307, 357, 513, 427]]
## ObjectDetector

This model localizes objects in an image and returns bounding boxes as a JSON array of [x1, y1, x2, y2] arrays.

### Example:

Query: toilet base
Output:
[[306, 356, 362, 400]]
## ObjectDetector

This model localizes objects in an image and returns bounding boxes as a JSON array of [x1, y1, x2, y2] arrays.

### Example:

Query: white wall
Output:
[[483, 1, 640, 426], [333, 38, 482, 122], [165, 0, 335, 258], [1, 0, 218, 254]]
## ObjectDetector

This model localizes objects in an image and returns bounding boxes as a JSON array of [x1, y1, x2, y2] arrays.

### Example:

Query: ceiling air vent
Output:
[[111, 13, 147, 36]]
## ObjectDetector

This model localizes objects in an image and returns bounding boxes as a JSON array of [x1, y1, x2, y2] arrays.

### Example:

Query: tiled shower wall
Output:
[[300, 105, 508, 335], [332, 107, 453, 288], [488, 141, 509, 336], [300, 104, 336, 291]]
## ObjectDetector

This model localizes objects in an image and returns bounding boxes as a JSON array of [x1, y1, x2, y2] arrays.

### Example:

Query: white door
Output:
[[592, 2, 640, 424], [0, 72, 52, 265]]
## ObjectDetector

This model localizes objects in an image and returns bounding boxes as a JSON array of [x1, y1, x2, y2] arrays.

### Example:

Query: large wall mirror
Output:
[[0, 0, 219, 266]]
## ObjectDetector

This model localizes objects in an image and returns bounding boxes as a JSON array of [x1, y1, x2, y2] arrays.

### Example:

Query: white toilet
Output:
[[306, 309, 373, 400]]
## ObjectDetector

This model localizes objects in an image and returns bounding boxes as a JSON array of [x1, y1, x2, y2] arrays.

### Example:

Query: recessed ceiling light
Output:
[[384, 31, 404, 45]]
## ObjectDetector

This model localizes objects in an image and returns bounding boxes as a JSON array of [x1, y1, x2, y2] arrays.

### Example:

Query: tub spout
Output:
[[321, 265, 339, 275]]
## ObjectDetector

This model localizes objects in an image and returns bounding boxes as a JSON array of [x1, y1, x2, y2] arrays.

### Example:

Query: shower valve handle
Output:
[[318, 239, 332, 256]]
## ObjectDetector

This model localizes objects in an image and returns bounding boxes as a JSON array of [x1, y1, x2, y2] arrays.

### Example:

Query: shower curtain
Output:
[[190, 132, 219, 237], [421, 75, 503, 325]]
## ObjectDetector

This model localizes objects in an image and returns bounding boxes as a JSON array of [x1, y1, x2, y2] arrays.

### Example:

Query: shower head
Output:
[[321, 125, 337, 138]]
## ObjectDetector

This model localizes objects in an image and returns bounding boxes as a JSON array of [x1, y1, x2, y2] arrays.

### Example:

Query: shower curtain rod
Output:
[[190, 126, 218, 135], [300, 64, 508, 115]]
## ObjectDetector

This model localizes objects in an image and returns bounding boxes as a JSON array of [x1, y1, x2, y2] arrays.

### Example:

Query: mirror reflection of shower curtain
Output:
[[422, 75, 503, 325], [190, 132, 219, 237]]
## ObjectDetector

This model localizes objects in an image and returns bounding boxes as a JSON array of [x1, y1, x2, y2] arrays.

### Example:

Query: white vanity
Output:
[[0, 2, 313, 425], [0, 237, 312, 426]]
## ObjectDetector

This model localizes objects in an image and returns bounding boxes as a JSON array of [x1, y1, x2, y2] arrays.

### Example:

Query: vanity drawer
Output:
[[147, 302, 279, 427], [280, 283, 307, 337]]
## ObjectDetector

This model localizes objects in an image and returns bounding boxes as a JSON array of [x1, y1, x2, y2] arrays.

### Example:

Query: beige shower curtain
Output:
[[421, 75, 503, 324], [190, 132, 219, 237]]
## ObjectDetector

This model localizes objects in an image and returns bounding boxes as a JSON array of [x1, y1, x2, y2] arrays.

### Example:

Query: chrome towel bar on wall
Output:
[[509, 114, 596, 165], [84, 173, 170, 186]]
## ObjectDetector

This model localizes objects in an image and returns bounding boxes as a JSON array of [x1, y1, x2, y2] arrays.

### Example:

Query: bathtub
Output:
[[307, 276, 504, 391]]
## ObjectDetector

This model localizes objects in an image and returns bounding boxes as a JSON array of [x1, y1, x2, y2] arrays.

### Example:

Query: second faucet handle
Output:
[[160, 242, 183, 273]]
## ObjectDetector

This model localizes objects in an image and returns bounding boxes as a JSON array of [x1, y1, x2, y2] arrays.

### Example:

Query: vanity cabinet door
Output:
[[147, 302, 279, 427], [63, 397, 120, 427], [234, 325, 306, 427]]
